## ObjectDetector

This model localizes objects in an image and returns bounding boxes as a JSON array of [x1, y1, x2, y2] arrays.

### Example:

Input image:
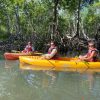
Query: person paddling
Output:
[[22, 42, 34, 53], [79, 41, 99, 62], [41, 41, 58, 59]]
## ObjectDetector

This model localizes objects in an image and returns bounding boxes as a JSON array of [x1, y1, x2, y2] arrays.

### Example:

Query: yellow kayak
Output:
[[19, 56, 100, 71]]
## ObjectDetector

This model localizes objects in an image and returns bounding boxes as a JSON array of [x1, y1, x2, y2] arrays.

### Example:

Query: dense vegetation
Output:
[[0, 0, 100, 53]]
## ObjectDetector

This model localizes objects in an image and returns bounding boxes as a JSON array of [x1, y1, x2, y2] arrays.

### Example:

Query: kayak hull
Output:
[[4, 52, 32, 60], [19, 56, 100, 71]]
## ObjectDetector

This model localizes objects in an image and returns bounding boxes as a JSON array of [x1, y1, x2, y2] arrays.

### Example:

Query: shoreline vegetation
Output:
[[0, 33, 100, 55], [0, 0, 100, 55]]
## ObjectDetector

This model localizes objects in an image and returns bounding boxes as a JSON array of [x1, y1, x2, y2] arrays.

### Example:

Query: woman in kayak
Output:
[[22, 41, 34, 53], [41, 41, 58, 59], [79, 41, 99, 62]]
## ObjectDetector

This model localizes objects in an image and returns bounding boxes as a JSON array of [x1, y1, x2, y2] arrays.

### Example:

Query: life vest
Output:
[[86, 48, 98, 62], [26, 45, 32, 52], [23, 45, 32, 53], [48, 46, 58, 59]]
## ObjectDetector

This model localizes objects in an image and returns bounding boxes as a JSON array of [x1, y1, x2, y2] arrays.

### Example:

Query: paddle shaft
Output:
[[11, 50, 20, 53], [47, 60, 56, 70]]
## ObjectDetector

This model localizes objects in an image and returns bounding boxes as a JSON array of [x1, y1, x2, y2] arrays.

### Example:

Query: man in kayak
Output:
[[41, 41, 58, 59], [22, 41, 34, 53], [79, 41, 99, 62]]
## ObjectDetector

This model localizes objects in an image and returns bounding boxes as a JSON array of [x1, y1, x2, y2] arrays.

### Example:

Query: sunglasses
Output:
[[51, 43, 54, 45], [88, 45, 93, 47]]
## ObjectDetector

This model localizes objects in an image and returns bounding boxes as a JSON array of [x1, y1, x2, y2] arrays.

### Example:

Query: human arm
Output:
[[49, 49, 57, 58], [41, 49, 57, 60], [80, 51, 96, 61]]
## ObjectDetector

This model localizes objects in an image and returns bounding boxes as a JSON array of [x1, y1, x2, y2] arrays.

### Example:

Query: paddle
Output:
[[74, 60, 90, 73], [11, 50, 43, 55], [81, 61, 90, 72], [40, 55, 57, 70], [47, 59, 56, 70], [47, 57, 90, 72], [33, 52, 43, 55], [11, 50, 20, 53], [64, 57, 90, 73]]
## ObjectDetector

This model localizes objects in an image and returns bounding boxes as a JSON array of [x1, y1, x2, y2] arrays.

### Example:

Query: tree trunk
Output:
[[75, 0, 81, 37], [6, 14, 11, 34], [52, 0, 59, 40], [14, 3, 20, 34]]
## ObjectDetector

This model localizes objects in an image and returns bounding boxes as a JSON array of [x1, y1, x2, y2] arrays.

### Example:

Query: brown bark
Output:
[[52, 0, 59, 40], [75, 0, 81, 38]]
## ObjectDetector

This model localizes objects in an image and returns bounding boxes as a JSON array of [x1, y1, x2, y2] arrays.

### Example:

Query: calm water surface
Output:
[[0, 59, 100, 100]]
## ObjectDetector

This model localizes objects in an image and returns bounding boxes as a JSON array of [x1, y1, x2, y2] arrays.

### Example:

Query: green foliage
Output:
[[0, 0, 99, 43], [0, 33, 9, 40], [82, 1, 100, 37]]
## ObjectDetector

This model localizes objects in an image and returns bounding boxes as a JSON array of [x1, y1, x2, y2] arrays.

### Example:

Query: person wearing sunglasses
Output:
[[41, 41, 58, 59], [79, 41, 99, 62], [22, 41, 34, 53]]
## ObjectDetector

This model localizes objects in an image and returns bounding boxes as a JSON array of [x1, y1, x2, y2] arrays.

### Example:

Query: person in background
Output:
[[79, 41, 99, 62], [22, 41, 34, 53], [41, 41, 58, 59]]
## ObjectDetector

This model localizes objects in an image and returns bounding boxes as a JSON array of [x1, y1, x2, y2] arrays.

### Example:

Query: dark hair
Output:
[[51, 41, 58, 46], [28, 41, 32, 45], [88, 40, 96, 47]]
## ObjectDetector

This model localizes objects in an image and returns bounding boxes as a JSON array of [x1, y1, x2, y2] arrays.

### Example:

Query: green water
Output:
[[0, 60, 100, 100]]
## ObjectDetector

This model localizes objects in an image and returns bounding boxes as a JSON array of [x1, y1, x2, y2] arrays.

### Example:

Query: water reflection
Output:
[[87, 72, 94, 90], [20, 70, 58, 89], [4, 60, 18, 69], [19, 63, 100, 90], [20, 68, 100, 100], [1, 60, 100, 100]]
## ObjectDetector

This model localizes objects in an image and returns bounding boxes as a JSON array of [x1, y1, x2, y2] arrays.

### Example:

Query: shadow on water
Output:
[[0, 59, 100, 100]]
